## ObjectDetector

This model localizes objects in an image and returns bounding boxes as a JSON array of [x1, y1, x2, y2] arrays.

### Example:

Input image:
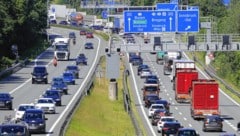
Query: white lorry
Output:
[[52, 38, 70, 60]]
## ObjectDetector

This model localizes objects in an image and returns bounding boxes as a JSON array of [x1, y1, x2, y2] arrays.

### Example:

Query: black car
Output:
[[69, 32, 76, 39], [31, 66, 48, 84], [0, 93, 13, 110], [130, 56, 143, 66], [137, 64, 149, 75], [203, 115, 223, 132], [144, 94, 160, 108], [65, 65, 79, 78], [84, 42, 94, 49], [76, 53, 87, 65], [161, 122, 182, 136], [0, 118, 30, 136]]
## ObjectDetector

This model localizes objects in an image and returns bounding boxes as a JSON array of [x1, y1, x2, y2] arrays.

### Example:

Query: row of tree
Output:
[[0, 0, 48, 60]]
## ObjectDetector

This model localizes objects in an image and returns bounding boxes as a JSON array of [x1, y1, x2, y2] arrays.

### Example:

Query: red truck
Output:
[[190, 79, 220, 119], [174, 69, 198, 103]]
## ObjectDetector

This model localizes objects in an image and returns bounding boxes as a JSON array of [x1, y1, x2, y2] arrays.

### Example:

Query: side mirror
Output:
[[45, 118, 48, 120], [11, 97, 14, 99]]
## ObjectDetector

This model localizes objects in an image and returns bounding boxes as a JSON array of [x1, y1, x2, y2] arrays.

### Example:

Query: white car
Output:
[[15, 103, 35, 120], [35, 98, 56, 114], [148, 104, 165, 118], [157, 116, 177, 133]]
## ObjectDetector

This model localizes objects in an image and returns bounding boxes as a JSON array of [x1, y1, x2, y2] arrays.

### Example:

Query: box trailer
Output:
[[174, 69, 198, 103], [190, 79, 220, 119]]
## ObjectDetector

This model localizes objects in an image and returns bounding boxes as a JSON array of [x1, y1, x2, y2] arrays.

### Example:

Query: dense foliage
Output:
[[0, 0, 48, 60]]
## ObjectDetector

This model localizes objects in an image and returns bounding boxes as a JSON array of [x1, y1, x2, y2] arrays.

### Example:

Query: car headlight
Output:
[[39, 123, 44, 126], [32, 75, 37, 78], [5, 101, 11, 103], [55, 99, 60, 101], [43, 75, 47, 78], [52, 87, 57, 89]]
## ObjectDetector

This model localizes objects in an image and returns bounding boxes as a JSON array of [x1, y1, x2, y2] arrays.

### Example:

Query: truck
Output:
[[53, 38, 70, 60], [170, 59, 195, 82], [174, 69, 198, 103], [143, 33, 150, 44], [190, 79, 220, 119], [156, 51, 167, 64]]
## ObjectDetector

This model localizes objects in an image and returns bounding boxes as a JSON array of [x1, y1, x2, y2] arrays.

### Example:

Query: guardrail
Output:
[[60, 56, 103, 136], [0, 58, 29, 79], [122, 62, 143, 136], [193, 55, 240, 98]]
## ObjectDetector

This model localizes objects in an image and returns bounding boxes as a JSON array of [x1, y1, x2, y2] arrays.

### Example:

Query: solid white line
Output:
[[47, 36, 101, 135], [128, 54, 157, 136]]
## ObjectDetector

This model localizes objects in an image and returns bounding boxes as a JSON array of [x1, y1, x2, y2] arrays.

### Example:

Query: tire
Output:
[[45, 80, 48, 84], [32, 79, 35, 84]]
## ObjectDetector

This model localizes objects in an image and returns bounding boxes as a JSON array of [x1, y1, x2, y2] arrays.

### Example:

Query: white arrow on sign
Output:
[[185, 25, 191, 30], [169, 17, 172, 31], [128, 18, 131, 31]]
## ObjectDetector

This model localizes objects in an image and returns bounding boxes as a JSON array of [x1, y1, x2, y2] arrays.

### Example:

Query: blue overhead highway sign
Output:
[[124, 11, 176, 33], [156, 3, 178, 10], [177, 10, 199, 32]]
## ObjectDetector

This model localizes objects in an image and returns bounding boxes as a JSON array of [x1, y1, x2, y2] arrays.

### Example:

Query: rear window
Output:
[[34, 67, 46, 73]]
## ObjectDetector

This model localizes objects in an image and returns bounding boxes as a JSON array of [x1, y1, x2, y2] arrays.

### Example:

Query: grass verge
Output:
[[65, 56, 135, 136]]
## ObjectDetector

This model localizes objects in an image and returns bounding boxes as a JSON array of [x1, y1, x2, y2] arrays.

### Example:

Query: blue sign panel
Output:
[[101, 10, 108, 19], [124, 11, 176, 33], [114, 18, 120, 28], [156, 3, 178, 10], [177, 10, 199, 32], [187, 6, 199, 10]]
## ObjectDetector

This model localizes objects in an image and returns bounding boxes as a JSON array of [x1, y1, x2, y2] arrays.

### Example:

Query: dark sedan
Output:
[[76, 53, 87, 65], [84, 42, 94, 49]]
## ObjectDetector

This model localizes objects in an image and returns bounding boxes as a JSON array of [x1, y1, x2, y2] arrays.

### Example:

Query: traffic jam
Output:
[[0, 30, 95, 135]]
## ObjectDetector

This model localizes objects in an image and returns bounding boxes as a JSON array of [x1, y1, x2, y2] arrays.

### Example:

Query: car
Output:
[[15, 103, 35, 121], [202, 115, 223, 132], [59, 20, 68, 25], [35, 98, 56, 114], [80, 30, 87, 35], [144, 94, 161, 108], [62, 71, 75, 85], [144, 78, 159, 86], [22, 109, 47, 133], [86, 32, 94, 38], [0, 93, 13, 110], [84, 42, 94, 49], [176, 128, 199, 136], [0, 117, 31, 136], [157, 116, 177, 133], [145, 75, 159, 83], [151, 110, 167, 126], [49, 20, 57, 24], [69, 32, 76, 39], [137, 64, 149, 75], [148, 104, 165, 118], [130, 56, 143, 66], [42, 89, 62, 106], [161, 122, 182, 136], [76, 53, 87, 65], [65, 65, 79, 78], [31, 66, 48, 84], [70, 21, 79, 27], [140, 69, 152, 78], [90, 25, 104, 30], [51, 77, 68, 95], [154, 99, 170, 112]]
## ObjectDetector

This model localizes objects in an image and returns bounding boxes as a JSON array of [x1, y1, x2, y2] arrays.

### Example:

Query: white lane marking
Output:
[[189, 124, 192, 127], [179, 112, 182, 115], [175, 107, 178, 110], [183, 117, 187, 121], [47, 36, 101, 135], [128, 54, 157, 136]]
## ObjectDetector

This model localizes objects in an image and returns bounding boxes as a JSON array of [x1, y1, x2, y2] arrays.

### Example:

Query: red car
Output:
[[86, 32, 94, 38], [80, 30, 86, 35]]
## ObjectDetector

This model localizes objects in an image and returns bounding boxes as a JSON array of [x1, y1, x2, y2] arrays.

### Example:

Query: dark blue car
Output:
[[43, 89, 62, 106], [62, 71, 75, 85], [59, 20, 68, 25], [76, 53, 87, 65], [65, 65, 79, 78], [84, 42, 94, 49], [22, 109, 47, 134], [51, 77, 68, 95], [0, 93, 13, 110]]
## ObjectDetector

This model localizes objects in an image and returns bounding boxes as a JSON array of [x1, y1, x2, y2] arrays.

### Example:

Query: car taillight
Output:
[[158, 122, 162, 124], [163, 127, 168, 131]]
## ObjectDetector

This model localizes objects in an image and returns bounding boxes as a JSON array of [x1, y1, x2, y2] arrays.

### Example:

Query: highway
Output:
[[0, 27, 106, 135], [123, 33, 240, 136]]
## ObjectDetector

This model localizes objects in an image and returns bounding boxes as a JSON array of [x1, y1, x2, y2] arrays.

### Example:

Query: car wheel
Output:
[[73, 81, 75, 85], [9, 105, 12, 110], [45, 80, 48, 84], [32, 79, 34, 84]]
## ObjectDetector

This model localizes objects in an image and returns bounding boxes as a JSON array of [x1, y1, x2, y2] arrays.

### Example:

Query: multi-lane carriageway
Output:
[[122, 33, 240, 136], [0, 26, 240, 136]]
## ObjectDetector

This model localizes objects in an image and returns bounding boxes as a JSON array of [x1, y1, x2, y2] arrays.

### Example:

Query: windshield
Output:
[[38, 99, 54, 104], [55, 44, 68, 51], [25, 113, 42, 119], [1, 126, 25, 135], [33, 67, 45, 73]]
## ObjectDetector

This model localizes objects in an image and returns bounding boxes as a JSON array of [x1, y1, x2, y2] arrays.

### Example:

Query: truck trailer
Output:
[[174, 69, 198, 103], [190, 79, 220, 119]]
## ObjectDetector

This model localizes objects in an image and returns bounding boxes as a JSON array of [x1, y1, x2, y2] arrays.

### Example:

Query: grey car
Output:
[[203, 115, 223, 132]]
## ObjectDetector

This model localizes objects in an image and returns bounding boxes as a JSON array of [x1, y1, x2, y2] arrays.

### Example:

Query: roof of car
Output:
[[25, 109, 44, 113], [178, 127, 196, 131]]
